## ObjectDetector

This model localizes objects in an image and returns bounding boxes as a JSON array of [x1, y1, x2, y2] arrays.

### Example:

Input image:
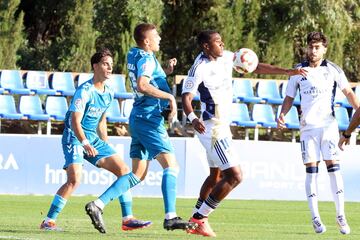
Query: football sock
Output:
[[99, 172, 140, 206], [192, 198, 204, 215], [305, 167, 320, 219], [327, 164, 345, 217], [162, 167, 178, 219], [46, 194, 67, 221], [119, 190, 133, 219], [197, 195, 220, 217]]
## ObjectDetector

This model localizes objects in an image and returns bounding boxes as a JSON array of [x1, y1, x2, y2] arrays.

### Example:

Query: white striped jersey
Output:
[[286, 60, 350, 131], [182, 50, 234, 124]]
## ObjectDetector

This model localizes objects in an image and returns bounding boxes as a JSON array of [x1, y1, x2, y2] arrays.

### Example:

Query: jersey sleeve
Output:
[[137, 55, 155, 78], [285, 76, 299, 98], [69, 87, 90, 113], [336, 69, 350, 90], [181, 64, 203, 95]]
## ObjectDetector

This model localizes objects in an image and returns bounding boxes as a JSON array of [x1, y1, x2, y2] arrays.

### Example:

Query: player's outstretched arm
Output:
[[182, 92, 205, 134], [254, 63, 307, 77]]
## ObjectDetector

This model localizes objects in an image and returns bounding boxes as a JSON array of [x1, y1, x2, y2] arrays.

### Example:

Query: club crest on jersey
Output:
[[184, 80, 194, 89], [74, 98, 84, 110]]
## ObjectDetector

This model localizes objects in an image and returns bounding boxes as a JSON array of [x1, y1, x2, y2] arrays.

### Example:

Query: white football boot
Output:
[[312, 217, 326, 234]]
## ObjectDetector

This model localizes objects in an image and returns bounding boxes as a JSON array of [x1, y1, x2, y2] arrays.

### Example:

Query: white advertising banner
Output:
[[0, 134, 359, 201]]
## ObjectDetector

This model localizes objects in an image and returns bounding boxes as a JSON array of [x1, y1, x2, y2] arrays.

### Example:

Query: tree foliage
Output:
[[0, 0, 24, 69], [94, 0, 163, 74], [1, 0, 359, 82]]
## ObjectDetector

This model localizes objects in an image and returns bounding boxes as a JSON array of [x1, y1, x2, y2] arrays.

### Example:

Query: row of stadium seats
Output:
[[0, 70, 133, 99], [0, 94, 134, 134], [231, 79, 359, 107], [230, 102, 353, 141]]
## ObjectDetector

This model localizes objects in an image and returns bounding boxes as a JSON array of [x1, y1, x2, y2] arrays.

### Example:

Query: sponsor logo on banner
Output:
[[0, 153, 19, 170]]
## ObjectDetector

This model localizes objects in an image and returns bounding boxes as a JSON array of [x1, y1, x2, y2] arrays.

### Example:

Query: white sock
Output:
[[305, 172, 320, 219], [165, 212, 177, 220], [328, 171, 345, 217], [94, 199, 105, 210], [198, 202, 215, 217]]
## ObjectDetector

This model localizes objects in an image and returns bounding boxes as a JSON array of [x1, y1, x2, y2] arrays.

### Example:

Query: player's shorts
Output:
[[196, 120, 240, 170], [300, 123, 341, 164], [62, 137, 117, 169], [129, 113, 174, 160]]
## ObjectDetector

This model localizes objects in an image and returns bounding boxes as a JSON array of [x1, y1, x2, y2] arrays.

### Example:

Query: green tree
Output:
[[51, 0, 97, 72], [94, 0, 163, 74], [0, 0, 24, 69]]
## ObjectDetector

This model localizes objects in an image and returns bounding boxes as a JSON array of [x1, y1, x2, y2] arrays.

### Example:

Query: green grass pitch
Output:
[[0, 195, 359, 239]]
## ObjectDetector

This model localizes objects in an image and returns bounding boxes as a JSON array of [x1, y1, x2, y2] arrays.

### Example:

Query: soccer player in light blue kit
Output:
[[126, 23, 197, 231], [40, 49, 151, 233]]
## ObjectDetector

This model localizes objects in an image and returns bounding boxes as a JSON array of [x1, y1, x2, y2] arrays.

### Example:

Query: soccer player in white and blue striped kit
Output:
[[278, 32, 359, 235], [41, 49, 151, 233], [182, 30, 306, 237]]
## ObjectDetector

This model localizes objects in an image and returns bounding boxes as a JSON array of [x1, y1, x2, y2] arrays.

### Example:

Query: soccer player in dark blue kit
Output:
[[41, 49, 151, 233]]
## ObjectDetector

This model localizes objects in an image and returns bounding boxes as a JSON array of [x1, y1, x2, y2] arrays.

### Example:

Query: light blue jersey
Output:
[[62, 79, 114, 145], [126, 47, 174, 160], [127, 47, 171, 117]]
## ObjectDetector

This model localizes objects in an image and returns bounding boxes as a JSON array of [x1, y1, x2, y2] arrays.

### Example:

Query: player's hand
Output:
[[192, 118, 206, 134], [287, 68, 308, 77], [277, 113, 287, 129], [83, 144, 98, 157], [167, 95, 177, 122], [338, 136, 350, 151], [164, 58, 177, 75]]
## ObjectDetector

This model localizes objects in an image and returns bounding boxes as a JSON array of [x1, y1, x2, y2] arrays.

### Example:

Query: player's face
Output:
[[205, 33, 224, 59], [145, 29, 161, 52], [307, 42, 327, 64], [94, 56, 113, 80]]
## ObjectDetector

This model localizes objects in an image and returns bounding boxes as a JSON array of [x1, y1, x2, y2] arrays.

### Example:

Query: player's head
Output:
[[306, 31, 327, 63], [197, 30, 224, 60], [91, 48, 113, 80], [134, 23, 161, 52]]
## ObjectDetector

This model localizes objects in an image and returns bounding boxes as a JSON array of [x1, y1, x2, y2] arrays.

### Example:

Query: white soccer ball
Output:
[[233, 48, 259, 74]]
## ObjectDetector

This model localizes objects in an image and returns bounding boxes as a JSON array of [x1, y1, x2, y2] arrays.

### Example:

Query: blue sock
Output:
[[99, 172, 140, 206], [119, 190, 133, 218], [162, 168, 178, 214], [46, 194, 67, 221]]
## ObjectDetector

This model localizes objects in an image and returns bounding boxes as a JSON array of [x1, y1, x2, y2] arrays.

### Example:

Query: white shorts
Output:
[[300, 124, 341, 164], [195, 120, 240, 170]]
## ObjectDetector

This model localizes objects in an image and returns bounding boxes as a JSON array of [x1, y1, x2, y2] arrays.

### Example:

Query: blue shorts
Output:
[[129, 114, 174, 160], [62, 137, 117, 169]]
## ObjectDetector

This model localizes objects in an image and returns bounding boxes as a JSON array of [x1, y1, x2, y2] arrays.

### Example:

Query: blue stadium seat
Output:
[[0, 95, 24, 120], [108, 74, 133, 99], [19, 95, 50, 121], [276, 105, 300, 129], [106, 99, 128, 123], [45, 96, 68, 121], [279, 82, 300, 105], [334, 89, 351, 108], [25, 71, 56, 95], [252, 104, 277, 128], [0, 70, 31, 94], [335, 106, 350, 131], [256, 80, 283, 104], [77, 73, 93, 87], [230, 103, 257, 127], [232, 79, 262, 103], [50, 72, 76, 96]]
